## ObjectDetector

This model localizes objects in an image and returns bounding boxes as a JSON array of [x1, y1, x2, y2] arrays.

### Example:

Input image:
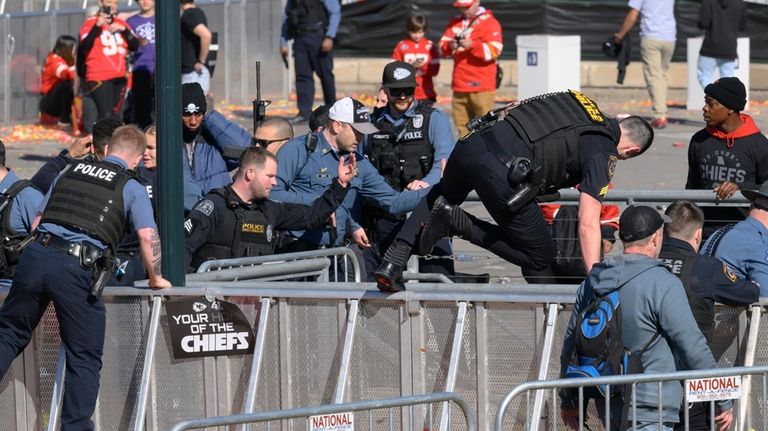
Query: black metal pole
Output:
[[156, 0, 185, 286]]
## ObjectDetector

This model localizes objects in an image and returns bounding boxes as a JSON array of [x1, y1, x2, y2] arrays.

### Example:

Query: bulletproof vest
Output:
[[0, 180, 35, 278], [287, 0, 328, 31], [368, 103, 434, 191], [659, 244, 715, 344], [41, 160, 132, 251], [192, 188, 275, 268], [504, 90, 621, 193]]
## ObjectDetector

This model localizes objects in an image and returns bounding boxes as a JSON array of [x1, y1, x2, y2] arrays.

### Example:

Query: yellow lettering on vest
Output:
[[242, 223, 265, 233], [570, 90, 604, 123]]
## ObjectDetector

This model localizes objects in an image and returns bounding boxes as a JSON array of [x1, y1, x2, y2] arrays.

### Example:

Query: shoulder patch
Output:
[[723, 262, 738, 282], [193, 199, 214, 216], [607, 155, 618, 181]]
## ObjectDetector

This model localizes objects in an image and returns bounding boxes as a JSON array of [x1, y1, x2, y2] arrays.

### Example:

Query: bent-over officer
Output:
[[184, 145, 355, 270], [376, 90, 655, 291], [660, 200, 758, 431], [0, 125, 171, 431]]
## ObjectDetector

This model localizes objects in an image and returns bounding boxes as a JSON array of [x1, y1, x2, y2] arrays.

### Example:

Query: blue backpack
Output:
[[565, 287, 628, 397]]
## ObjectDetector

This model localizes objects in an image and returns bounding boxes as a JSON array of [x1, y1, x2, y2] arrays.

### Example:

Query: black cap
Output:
[[704, 77, 747, 111], [382, 61, 418, 89], [182, 82, 207, 114], [602, 37, 622, 59], [741, 182, 768, 210], [309, 105, 330, 132], [619, 205, 671, 242]]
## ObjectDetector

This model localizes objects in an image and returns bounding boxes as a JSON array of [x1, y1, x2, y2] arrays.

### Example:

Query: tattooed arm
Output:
[[138, 227, 172, 289]]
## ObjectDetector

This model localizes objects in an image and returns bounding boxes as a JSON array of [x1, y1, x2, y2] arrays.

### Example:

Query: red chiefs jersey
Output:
[[41, 53, 75, 95], [80, 16, 132, 82], [439, 8, 503, 93], [391, 38, 440, 100]]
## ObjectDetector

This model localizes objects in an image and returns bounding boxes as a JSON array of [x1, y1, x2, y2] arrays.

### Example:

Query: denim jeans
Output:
[[632, 421, 675, 431], [697, 55, 738, 90]]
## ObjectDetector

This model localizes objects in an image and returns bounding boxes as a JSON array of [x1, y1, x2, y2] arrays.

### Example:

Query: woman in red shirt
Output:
[[40, 35, 77, 126]]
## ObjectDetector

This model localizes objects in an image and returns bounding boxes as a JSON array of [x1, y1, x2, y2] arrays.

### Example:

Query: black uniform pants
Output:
[[293, 30, 335, 119], [82, 78, 126, 134], [393, 128, 555, 270], [130, 69, 155, 129]]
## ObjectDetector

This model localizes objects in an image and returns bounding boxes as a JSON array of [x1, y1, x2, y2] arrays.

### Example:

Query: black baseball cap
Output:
[[382, 61, 418, 89], [619, 205, 671, 242], [742, 182, 768, 210]]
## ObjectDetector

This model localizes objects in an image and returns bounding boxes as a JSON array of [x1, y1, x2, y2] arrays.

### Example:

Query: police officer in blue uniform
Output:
[[703, 182, 768, 298], [272, 97, 429, 252], [0, 139, 44, 279], [280, 0, 340, 123], [364, 61, 455, 280], [659, 201, 758, 431], [375, 91, 655, 291], [0, 126, 170, 431], [185, 146, 355, 270]]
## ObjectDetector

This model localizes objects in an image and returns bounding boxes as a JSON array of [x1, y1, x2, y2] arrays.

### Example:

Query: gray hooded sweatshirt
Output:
[[561, 253, 731, 423]]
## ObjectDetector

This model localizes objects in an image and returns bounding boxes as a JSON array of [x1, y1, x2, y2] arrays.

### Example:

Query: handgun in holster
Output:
[[84, 245, 116, 304], [505, 157, 544, 214]]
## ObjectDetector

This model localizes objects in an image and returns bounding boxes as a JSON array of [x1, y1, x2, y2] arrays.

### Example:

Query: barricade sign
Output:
[[165, 297, 255, 359], [309, 412, 354, 431], [686, 376, 742, 402]]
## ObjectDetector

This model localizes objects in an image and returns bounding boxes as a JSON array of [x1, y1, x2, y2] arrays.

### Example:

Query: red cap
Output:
[[453, 0, 474, 7]]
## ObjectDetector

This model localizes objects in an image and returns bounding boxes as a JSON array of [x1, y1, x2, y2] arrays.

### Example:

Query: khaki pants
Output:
[[452, 90, 496, 136], [640, 37, 675, 119]]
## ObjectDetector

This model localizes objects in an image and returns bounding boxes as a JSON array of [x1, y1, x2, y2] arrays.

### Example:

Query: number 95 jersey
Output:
[[79, 15, 132, 82]]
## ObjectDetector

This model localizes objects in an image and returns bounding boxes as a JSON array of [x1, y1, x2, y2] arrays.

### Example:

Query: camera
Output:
[[101, 5, 114, 23]]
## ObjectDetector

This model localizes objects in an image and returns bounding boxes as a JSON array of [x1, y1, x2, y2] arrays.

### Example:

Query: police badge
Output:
[[412, 114, 424, 129]]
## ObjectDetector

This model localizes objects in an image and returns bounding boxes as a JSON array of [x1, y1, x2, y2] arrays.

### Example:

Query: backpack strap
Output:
[[0, 180, 33, 237]]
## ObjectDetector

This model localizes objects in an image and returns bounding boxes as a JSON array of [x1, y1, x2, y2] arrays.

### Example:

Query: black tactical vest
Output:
[[0, 179, 35, 278], [41, 160, 132, 251], [504, 90, 621, 193], [659, 245, 715, 344], [287, 0, 328, 33], [368, 103, 434, 191], [192, 188, 275, 268]]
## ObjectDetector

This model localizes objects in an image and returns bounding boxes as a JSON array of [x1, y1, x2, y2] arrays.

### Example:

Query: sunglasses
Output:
[[254, 137, 291, 147], [387, 87, 415, 98]]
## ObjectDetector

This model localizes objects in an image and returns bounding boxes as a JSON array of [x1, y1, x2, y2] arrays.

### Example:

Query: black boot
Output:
[[419, 196, 474, 255], [375, 240, 411, 292]]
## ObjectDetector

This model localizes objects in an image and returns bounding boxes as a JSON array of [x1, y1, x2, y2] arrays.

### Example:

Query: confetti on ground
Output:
[[673, 141, 686, 148], [0, 124, 75, 145]]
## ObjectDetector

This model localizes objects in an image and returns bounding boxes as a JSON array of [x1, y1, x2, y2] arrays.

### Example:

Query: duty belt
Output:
[[36, 233, 82, 257]]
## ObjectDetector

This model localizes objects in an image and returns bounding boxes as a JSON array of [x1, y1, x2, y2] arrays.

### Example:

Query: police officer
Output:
[[0, 139, 44, 279], [376, 91, 655, 291], [184, 146, 355, 270], [364, 61, 455, 281], [272, 97, 429, 252], [659, 200, 758, 431], [0, 125, 170, 431], [702, 182, 768, 298], [280, 0, 340, 123]]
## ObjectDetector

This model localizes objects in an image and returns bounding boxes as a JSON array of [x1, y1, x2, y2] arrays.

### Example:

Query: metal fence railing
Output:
[[496, 365, 768, 431], [168, 392, 477, 431], [0, 283, 764, 431]]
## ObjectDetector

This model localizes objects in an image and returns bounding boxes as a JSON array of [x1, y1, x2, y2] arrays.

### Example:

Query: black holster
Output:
[[85, 246, 115, 304]]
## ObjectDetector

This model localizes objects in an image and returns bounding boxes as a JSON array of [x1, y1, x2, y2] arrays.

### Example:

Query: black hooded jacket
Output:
[[698, 0, 747, 60]]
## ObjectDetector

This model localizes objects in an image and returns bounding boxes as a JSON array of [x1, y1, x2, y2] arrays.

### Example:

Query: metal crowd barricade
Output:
[[496, 365, 768, 431], [168, 392, 476, 431], [1, 283, 762, 431]]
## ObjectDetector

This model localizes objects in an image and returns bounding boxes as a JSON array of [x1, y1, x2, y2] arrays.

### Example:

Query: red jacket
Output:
[[41, 53, 75, 95], [391, 38, 440, 100], [79, 16, 132, 81], [439, 8, 503, 93]]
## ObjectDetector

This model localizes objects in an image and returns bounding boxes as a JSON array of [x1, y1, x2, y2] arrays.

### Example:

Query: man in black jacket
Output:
[[660, 200, 758, 430], [697, 0, 747, 90], [184, 146, 355, 271]]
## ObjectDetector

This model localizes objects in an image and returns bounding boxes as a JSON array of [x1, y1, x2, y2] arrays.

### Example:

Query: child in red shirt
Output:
[[391, 15, 440, 103], [40, 35, 77, 126]]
